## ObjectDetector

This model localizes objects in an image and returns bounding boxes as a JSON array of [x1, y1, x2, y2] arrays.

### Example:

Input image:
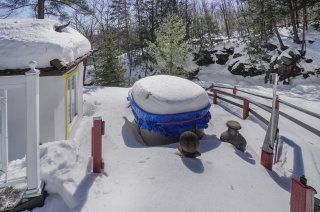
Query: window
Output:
[[68, 72, 78, 125]]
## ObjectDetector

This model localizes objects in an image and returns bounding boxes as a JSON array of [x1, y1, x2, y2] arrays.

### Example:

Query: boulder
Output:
[[229, 62, 264, 77], [224, 47, 234, 55], [302, 73, 310, 79], [216, 51, 229, 65], [280, 46, 289, 51], [233, 53, 242, 59], [262, 43, 278, 51], [262, 55, 272, 63], [193, 50, 214, 66], [275, 49, 303, 83], [210, 50, 218, 54], [305, 58, 313, 63], [288, 50, 301, 62], [280, 55, 292, 66], [230, 62, 245, 75], [228, 60, 239, 71]]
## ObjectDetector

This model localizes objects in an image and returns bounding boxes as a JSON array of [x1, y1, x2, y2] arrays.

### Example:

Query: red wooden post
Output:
[[243, 99, 249, 119], [213, 89, 218, 104], [260, 151, 273, 171], [92, 117, 104, 173], [275, 97, 280, 109], [290, 178, 315, 212], [233, 86, 237, 95], [91, 127, 94, 156]]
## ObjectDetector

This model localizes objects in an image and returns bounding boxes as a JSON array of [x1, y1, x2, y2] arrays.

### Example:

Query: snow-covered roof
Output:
[[131, 75, 209, 114], [0, 19, 91, 70]]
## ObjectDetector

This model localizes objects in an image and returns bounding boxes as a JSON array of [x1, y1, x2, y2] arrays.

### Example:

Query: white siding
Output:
[[6, 62, 84, 161], [7, 87, 26, 161], [39, 75, 66, 143]]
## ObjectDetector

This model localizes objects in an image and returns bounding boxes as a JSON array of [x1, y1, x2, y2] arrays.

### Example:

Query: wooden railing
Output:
[[200, 83, 320, 137]]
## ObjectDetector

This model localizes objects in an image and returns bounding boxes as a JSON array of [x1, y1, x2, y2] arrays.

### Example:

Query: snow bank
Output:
[[0, 19, 91, 70], [131, 75, 209, 114]]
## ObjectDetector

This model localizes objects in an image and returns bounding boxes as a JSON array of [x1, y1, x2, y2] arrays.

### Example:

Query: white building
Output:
[[0, 19, 92, 161]]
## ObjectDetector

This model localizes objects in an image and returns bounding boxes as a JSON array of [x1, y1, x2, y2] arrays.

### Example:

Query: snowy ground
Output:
[[2, 25, 320, 212], [8, 75, 314, 211]]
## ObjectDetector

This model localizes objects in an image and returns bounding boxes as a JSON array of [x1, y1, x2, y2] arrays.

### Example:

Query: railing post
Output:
[[260, 151, 273, 171], [275, 95, 280, 109], [25, 61, 41, 197], [0, 89, 8, 183], [261, 73, 279, 171], [233, 86, 237, 95], [91, 127, 94, 157], [92, 117, 105, 173], [290, 178, 315, 212], [243, 99, 249, 119], [213, 89, 218, 104]]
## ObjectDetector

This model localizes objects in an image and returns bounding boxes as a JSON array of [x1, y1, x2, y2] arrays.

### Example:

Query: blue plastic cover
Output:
[[128, 91, 211, 137]]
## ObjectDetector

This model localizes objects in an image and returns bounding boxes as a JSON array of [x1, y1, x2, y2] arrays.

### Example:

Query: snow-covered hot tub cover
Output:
[[128, 75, 211, 137], [0, 19, 91, 70]]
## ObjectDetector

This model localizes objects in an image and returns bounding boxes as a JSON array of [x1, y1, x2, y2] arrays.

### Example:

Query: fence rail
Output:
[[199, 81, 320, 121], [207, 84, 320, 137]]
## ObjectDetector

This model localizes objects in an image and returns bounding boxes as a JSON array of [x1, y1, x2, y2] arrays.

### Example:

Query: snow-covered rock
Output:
[[131, 75, 209, 114], [0, 19, 91, 70]]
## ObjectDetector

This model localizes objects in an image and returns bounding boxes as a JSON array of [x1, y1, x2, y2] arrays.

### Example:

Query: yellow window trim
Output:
[[64, 65, 80, 139]]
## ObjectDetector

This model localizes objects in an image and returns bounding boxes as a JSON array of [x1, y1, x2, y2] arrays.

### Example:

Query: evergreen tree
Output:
[[0, 0, 92, 20], [94, 31, 126, 86], [146, 13, 189, 76]]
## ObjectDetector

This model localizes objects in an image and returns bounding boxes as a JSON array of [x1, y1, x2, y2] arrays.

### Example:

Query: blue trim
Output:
[[128, 91, 211, 137]]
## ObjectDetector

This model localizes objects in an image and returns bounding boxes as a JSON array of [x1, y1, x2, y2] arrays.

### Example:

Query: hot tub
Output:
[[128, 75, 211, 145]]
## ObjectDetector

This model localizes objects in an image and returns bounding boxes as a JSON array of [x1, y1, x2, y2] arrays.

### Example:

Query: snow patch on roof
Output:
[[0, 19, 91, 70]]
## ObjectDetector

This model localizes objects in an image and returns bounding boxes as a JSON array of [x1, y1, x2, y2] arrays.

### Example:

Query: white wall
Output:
[[6, 62, 84, 160], [39, 75, 66, 143], [7, 87, 26, 161]]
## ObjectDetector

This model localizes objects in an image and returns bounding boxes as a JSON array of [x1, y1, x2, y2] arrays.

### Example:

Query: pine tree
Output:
[[0, 0, 92, 20], [94, 31, 126, 86], [146, 13, 189, 76]]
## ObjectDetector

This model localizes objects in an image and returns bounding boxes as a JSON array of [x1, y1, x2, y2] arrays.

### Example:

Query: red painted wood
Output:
[[243, 99, 249, 119], [276, 98, 280, 109], [93, 118, 103, 173], [290, 178, 315, 212], [260, 150, 273, 171], [213, 90, 218, 104], [91, 127, 94, 157], [233, 86, 237, 95]]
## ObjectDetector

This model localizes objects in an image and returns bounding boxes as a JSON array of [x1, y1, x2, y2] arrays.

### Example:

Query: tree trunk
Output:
[[300, 3, 307, 55], [185, 0, 190, 39], [294, 0, 299, 29], [221, 0, 230, 40], [288, 0, 300, 43], [37, 0, 45, 19], [123, 0, 132, 86], [274, 23, 285, 50]]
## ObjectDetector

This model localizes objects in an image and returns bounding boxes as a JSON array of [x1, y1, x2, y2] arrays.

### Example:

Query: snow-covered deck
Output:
[[25, 86, 319, 212]]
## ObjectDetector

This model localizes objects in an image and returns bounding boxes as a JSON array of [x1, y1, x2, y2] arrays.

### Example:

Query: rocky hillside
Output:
[[192, 26, 320, 84]]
